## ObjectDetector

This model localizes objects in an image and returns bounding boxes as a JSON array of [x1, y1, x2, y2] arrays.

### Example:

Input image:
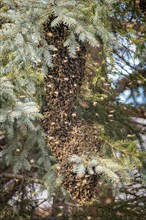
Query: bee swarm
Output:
[[43, 18, 102, 204]]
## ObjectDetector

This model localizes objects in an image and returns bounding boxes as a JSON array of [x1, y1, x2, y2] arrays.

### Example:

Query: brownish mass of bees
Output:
[[42, 18, 102, 204]]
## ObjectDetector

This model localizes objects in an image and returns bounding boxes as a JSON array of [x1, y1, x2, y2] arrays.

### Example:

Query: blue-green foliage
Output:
[[0, 67, 60, 195], [0, 0, 117, 74], [0, 0, 145, 196]]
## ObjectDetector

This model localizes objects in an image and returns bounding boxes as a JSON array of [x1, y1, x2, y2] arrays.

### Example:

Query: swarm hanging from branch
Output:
[[1, 0, 144, 208], [42, 18, 102, 204]]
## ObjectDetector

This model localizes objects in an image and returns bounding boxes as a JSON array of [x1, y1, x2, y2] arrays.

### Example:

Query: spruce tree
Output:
[[0, 0, 146, 219]]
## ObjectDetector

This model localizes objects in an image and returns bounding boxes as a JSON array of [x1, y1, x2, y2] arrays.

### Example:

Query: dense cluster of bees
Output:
[[43, 18, 102, 204]]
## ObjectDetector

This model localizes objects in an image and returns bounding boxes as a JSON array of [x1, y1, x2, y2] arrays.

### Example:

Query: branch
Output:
[[113, 49, 138, 71], [0, 172, 43, 184]]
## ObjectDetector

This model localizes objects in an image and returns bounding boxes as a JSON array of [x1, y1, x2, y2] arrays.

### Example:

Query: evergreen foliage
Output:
[[0, 66, 60, 197], [0, 0, 146, 218], [0, 0, 117, 73]]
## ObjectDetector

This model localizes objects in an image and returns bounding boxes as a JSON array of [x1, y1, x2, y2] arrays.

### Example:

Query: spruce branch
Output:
[[0, 172, 43, 184]]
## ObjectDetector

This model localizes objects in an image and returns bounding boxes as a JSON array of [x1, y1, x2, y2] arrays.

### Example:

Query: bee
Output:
[[42, 18, 102, 204]]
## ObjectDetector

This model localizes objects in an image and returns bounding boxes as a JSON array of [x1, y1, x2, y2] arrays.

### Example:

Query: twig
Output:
[[0, 172, 43, 184]]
